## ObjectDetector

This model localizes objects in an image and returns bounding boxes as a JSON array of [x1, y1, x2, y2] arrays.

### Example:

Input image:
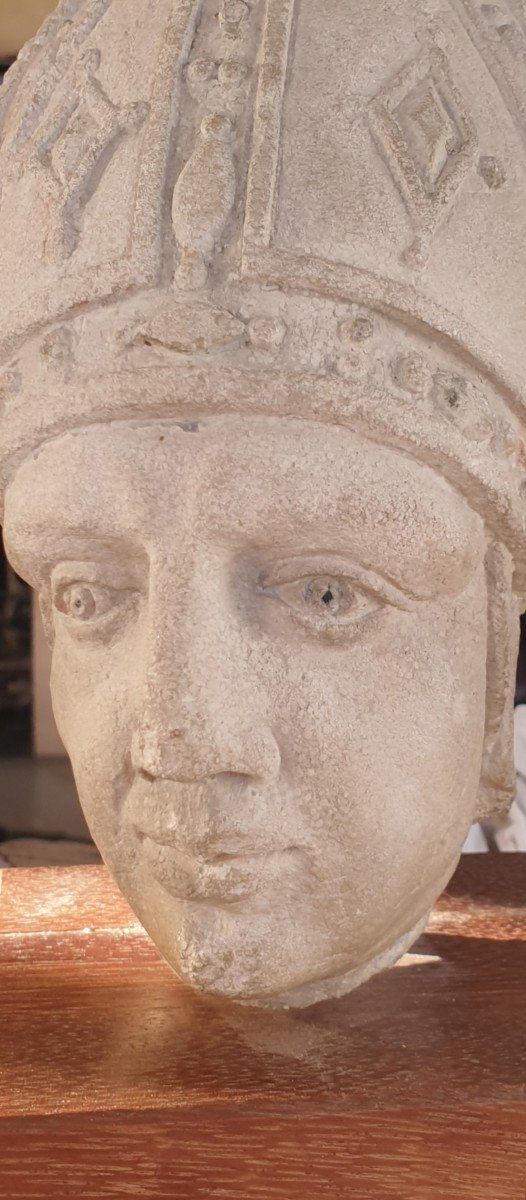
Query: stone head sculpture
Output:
[[0, 0, 525, 1007]]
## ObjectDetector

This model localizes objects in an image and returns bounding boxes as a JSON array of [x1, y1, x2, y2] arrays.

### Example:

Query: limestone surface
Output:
[[0, 0, 525, 1006]]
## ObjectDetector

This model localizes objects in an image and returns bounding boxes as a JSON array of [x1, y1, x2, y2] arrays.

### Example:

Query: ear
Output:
[[476, 542, 520, 822]]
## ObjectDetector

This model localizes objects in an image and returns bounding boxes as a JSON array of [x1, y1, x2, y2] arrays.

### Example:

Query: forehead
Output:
[[4, 416, 483, 587]]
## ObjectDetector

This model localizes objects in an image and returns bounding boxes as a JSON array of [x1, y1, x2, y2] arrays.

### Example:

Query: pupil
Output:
[[322, 589, 333, 606]]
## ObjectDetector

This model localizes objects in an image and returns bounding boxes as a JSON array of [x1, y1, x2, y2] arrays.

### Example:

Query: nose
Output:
[[130, 576, 280, 784]]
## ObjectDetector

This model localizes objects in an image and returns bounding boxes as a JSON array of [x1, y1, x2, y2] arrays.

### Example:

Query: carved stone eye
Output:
[[66, 584, 96, 619], [55, 583, 116, 622], [269, 576, 381, 631], [304, 578, 348, 617]]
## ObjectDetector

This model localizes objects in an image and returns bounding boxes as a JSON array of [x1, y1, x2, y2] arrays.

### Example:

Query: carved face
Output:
[[4, 415, 489, 1006]]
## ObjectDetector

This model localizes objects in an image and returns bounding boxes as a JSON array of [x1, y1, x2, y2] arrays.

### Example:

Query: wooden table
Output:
[[0, 855, 525, 1199]]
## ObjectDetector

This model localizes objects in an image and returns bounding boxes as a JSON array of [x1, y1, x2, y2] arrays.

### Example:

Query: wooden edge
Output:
[[0, 855, 524, 964]]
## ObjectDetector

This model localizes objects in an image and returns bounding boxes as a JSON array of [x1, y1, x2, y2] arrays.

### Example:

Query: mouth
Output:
[[134, 829, 292, 904]]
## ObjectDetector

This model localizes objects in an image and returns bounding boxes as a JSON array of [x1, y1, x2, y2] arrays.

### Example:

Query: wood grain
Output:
[[0, 855, 525, 1198]]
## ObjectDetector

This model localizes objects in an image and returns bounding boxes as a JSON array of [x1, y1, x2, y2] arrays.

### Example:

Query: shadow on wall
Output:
[[0, 534, 31, 756]]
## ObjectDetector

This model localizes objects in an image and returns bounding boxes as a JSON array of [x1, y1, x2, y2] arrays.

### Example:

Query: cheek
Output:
[[49, 631, 138, 830], [273, 575, 487, 867]]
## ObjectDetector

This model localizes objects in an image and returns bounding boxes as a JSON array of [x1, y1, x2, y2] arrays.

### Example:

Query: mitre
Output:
[[0, 0, 525, 549]]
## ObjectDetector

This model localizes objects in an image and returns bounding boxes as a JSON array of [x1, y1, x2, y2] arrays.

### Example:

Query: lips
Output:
[[137, 831, 285, 903], [125, 778, 306, 904], [134, 823, 282, 859]]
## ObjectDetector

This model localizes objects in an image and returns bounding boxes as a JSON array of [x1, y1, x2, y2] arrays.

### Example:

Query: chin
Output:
[[234, 916, 433, 1009], [146, 893, 431, 1010], [111, 849, 459, 1010]]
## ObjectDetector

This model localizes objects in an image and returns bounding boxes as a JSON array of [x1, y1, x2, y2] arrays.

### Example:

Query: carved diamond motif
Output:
[[369, 46, 476, 263], [32, 49, 148, 260], [394, 76, 462, 192], [0, 6, 148, 264]]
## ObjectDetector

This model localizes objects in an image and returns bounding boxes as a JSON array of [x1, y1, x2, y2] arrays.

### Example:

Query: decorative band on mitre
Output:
[[0, 294, 525, 593]]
